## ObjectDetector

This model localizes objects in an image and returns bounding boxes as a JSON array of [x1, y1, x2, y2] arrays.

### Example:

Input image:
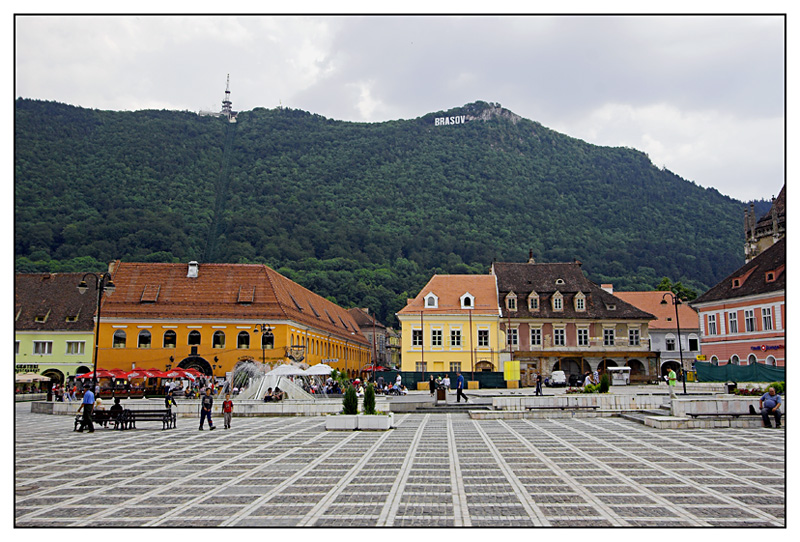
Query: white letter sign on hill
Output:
[[434, 115, 467, 126]]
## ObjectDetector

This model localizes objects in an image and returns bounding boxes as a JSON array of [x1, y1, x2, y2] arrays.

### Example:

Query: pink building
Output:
[[690, 238, 785, 366]]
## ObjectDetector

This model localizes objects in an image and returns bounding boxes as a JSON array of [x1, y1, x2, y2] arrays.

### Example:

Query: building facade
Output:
[[744, 184, 785, 263], [492, 259, 657, 386], [347, 308, 389, 367], [691, 238, 785, 367], [397, 275, 503, 375], [615, 291, 701, 377], [15, 273, 98, 385], [95, 261, 370, 378]]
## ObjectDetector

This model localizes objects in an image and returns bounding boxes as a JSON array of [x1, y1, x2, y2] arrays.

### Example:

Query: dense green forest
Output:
[[15, 99, 758, 326]]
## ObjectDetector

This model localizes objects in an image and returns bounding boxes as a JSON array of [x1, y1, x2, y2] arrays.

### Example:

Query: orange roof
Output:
[[614, 291, 700, 330], [102, 261, 368, 345], [397, 275, 499, 316]]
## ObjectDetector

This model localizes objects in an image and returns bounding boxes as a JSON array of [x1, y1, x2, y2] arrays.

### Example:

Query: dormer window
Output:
[[732, 278, 741, 288], [606, 303, 616, 311], [506, 292, 517, 312], [528, 292, 539, 311], [765, 271, 777, 283], [425, 292, 439, 309], [574, 292, 586, 312], [552, 291, 563, 311], [555, 278, 565, 285], [34, 310, 50, 323], [460, 293, 474, 309]]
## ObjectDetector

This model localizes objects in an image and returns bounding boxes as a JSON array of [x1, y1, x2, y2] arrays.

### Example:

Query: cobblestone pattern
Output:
[[15, 403, 784, 527]]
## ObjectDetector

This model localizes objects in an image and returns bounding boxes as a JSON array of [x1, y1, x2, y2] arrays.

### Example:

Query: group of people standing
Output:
[[428, 373, 469, 403]]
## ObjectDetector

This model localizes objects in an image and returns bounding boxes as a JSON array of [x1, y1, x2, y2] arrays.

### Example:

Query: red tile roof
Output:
[[15, 273, 98, 331], [397, 275, 499, 316], [103, 261, 368, 345], [614, 291, 700, 330]]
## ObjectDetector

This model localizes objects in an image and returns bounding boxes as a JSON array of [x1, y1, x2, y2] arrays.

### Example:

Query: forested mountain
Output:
[[15, 98, 752, 326]]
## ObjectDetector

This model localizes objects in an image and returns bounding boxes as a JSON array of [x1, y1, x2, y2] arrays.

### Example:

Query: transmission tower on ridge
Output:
[[221, 74, 237, 122]]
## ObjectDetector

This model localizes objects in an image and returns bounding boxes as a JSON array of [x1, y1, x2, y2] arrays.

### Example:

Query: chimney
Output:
[[601, 284, 613, 294], [527, 249, 535, 264], [187, 261, 199, 278]]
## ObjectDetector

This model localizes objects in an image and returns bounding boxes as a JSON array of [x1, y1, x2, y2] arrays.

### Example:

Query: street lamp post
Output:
[[661, 292, 687, 395], [78, 272, 116, 395], [253, 323, 274, 365]]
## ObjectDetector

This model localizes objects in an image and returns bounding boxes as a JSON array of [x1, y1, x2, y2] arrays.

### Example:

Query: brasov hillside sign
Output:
[[434, 115, 468, 126]]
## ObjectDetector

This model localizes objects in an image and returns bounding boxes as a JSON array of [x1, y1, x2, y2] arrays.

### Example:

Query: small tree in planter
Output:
[[599, 373, 610, 393], [363, 383, 376, 415], [342, 385, 358, 415]]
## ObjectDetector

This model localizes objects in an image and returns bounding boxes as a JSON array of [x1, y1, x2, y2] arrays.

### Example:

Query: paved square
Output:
[[15, 403, 784, 527]]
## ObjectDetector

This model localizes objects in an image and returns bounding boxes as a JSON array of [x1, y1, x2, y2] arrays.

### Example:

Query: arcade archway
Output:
[[660, 360, 681, 377], [178, 355, 213, 376], [41, 368, 64, 386], [625, 359, 646, 375]]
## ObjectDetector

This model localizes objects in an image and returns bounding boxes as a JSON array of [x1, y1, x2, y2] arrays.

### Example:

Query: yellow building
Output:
[[397, 275, 503, 375], [15, 273, 98, 385], [95, 261, 370, 378]]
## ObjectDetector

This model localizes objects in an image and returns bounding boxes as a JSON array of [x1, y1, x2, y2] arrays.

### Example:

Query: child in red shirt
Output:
[[222, 393, 233, 429]]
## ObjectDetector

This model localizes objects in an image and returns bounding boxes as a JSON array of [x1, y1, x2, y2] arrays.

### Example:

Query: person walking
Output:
[[667, 367, 678, 398], [429, 375, 436, 397], [456, 372, 468, 403], [535, 373, 543, 396], [759, 387, 782, 428], [199, 388, 216, 430], [222, 393, 234, 429], [76, 383, 95, 433]]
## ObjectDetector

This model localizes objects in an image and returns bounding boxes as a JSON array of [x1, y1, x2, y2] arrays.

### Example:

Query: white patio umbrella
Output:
[[305, 363, 333, 376], [266, 364, 307, 376]]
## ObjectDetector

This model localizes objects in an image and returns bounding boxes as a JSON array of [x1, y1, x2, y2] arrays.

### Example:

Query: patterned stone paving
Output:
[[15, 403, 784, 527]]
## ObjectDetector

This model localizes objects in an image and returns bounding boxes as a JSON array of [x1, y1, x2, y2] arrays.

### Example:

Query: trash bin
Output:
[[726, 381, 737, 394], [436, 388, 446, 401]]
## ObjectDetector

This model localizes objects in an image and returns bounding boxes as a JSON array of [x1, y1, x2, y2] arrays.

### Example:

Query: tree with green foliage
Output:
[[15, 98, 749, 325], [656, 277, 698, 301], [363, 383, 376, 415], [342, 385, 358, 415]]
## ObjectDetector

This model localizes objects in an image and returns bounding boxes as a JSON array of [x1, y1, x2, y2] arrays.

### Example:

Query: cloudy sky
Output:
[[14, 13, 786, 202]]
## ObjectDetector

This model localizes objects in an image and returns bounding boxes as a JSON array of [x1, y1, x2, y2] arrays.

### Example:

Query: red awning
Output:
[[76, 370, 117, 379]]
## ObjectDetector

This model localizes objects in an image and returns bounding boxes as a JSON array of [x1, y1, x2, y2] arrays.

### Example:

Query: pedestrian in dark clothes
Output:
[[429, 375, 436, 397], [199, 388, 216, 430], [456, 372, 468, 403]]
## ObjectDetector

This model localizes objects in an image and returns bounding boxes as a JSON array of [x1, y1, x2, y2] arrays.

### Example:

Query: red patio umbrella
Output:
[[126, 370, 164, 379], [76, 369, 117, 379], [182, 368, 204, 377], [163, 369, 196, 380]]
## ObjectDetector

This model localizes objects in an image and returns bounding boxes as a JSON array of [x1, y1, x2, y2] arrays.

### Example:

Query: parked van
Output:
[[548, 370, 567, 387]]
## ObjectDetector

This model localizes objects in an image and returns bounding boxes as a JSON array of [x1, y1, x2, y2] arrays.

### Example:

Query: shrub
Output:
[[342, 385, 358, 415], [599, 374, 610, 393], [363, 383, 376, 414], [768, 381, 785, 394]]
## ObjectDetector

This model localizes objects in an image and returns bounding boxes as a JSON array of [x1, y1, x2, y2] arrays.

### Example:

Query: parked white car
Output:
[[548, 370, 567, 387]]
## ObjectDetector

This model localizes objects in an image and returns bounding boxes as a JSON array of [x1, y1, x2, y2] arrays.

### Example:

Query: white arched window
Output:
[[747, 354, 757, 365], [137, 330, 151, 349], [163, 330, 176, 348], [113, 330, 127, 349]]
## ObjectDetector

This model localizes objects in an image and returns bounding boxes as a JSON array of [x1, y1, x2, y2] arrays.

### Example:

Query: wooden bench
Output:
[[125, 409, 177, 430], [73, 409, 125, 431]]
